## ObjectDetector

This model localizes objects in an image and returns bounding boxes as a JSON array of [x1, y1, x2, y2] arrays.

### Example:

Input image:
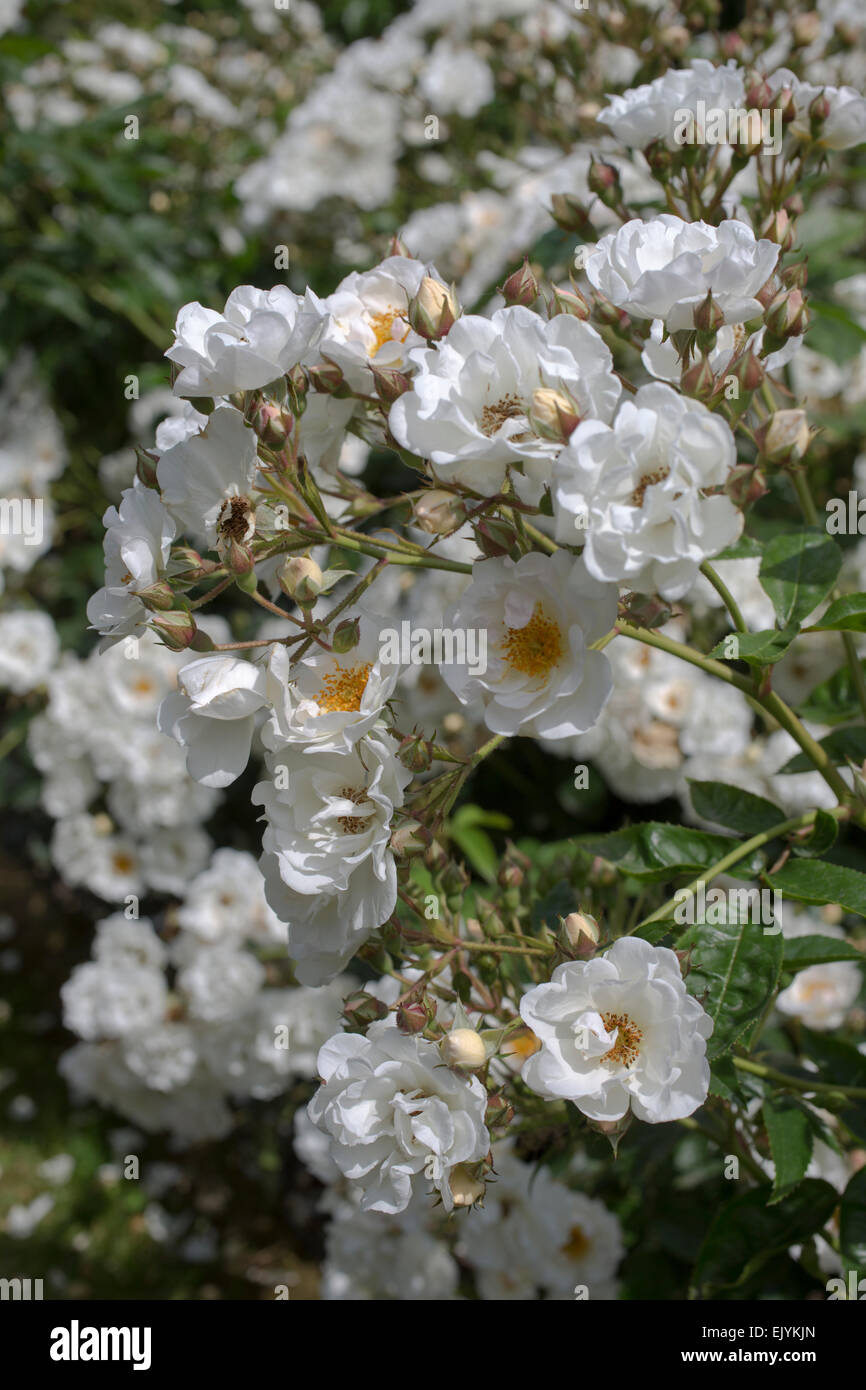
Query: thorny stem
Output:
[[733, 1054, 866, 1101]]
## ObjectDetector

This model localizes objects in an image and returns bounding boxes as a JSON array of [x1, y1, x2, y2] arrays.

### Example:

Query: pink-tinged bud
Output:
[[809, 91, 831, 127], [474, 516, 518, 558], [397, 731, 433, 773], [642, 139, 674, 176], [592, 293, 626, 330], [680, 355, 716, 401], [306, 359, 345, 395], [550, 192, 593, 235], [756, 408, 812, 463], [396, 1001, 428, 1034], [331, 617, 361, 653], [725, 463, 768, 506], [588, 157, 622, 208], [150, 608, 197, 651], [781, 259, 808, 290], [441, 1028, 487, 1070], [528, 387, 581, 443], [388, 233, 410, 258], [168, 545, 214, 583], [756, 276, 779, 309], [560, 911, 600, 958], [408, 276, 460, 340], [278, 555, 323, 606], [730, 349, 766, 394], [588, 1111, 632, 1155], [765, 287, 810, 338], [549, 284, 590, 320], [618, 593, 673, 629], [745, 73, 774, 110], [760, 207, 795, 252], [135, 447, 159, 490], [720, 32, 745, 59], [371, 364, 411, 405], [286, 363, 308, 417], [413, 489, 467, 534], [449, 1164, 486, 1208], [693, 290, 725, 335], [342, 990, 389, 1031], [223, 536, 256, 577], [390, 819, 429, 856], [485, 1092, 514, 1127], [500, 258, 539, 308], [792, 11, 821, 46], [778, 87, 797, 124], [137, 580, 175, 612]]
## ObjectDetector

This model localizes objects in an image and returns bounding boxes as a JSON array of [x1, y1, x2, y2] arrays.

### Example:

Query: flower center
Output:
[[599, 1011, 643, 1068], [500, 603, 563, 680], [480, 393, 525, 436], [629, 466, 670, 508], [336, 785, 373, 836], [112, 852, 135, 875], [368, 307, 409, 355], [315, 662, 372, 713], [218, 494, 255, 542], [561, 1225, 590, 1260]]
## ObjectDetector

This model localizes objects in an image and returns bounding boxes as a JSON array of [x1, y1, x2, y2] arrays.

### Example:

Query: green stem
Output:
[[700, 560, 747, 633], [299, 528, 473, 574], [733, 1054, 866, 1101], [616, 622, 754, 693]]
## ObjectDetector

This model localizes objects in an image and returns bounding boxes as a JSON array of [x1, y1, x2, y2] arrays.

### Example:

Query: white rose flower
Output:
[[86, 482, 176, 645], [441, 550, 616, 740], [776, 908, 862, 1030], [318, 255, 432, 391], [157, 653, 269, 789], [166, 284, 327, 397], [322, 1206, 460, 1301], [519, 936, 713, 1123], [419, 40, 495, 118], [769, 68, 866, 149], [641, 318, 800, 383], [61, 960, 167, 1040], [553, 382, 741, 600], [585, 216, 779, 331], [156, 406, 259, 552], [0, 610, 59, 693], [597, 59, 746, 148], [308, 1022, 490, 1213], [176, 847, 284, 946], [176, 944, 266, 1023], [260, 620, 400, 757], [253, 732, 411, 985], [389, 305, 621, 495]]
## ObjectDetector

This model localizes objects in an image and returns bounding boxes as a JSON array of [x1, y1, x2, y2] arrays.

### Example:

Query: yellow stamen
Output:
[[368, 308, 409, 355], [562, 1225, 591, 1260], [599, 1011, 643, 1068], [316, 663, 372, 713], [500, 604, 563, 680]]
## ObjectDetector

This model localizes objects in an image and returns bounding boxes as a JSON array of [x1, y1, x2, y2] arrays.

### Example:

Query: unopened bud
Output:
[[413, 489, 467, 534], [441, 1028, 487, 1070], [781, 259, 808, 290], [693, 290, 725, 335], [286, 363, 308, 416], [642, 139, 674, 176], [449, 1164, 486, 1208], [135, 447, 159, 490], [725, 463, 768, 506], [388, 233, 410, 258], [474, 516, 517, 558], [331, 617, 361, 653], [680, 354, 716, 401], [307, 360, 345, 395], [560, 911, 600, 957], [500, 258, 539, 308], [550, 192, 593, 235], [778, 88, 797, 125], [592, 293, 626, 329], [809, 91, 831, 129], [408, 276, 459, 340], [150, 608, 197, 651], [397, 731, 433, 772], [396, 1001, 429, 1034], [730, 349, 765, 394], [744, 73, 774, 110], [764, 287, 810, 339], [278, 555, 323, 606], [137, 580, 175, 612], [757, 408, 812, 463], [342, 990, 389, 1032], [760, 208, 795, 252], [372, 364, 411, 405], [390, 819, 429, 856], [528, 387, 580, 442], [792, 11, 821, 46], [588, 157, 622, 208], [549, 284, 590, 319]]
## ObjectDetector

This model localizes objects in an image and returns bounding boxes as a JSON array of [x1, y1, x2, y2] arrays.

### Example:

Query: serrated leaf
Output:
[[763, 1095, 814, 1203], [759, 528, 842, 629], [806, 593, 866, 633], [780, 727, 866, 773], [709, 626, 798, 665], [799, 660, 866, 726], [578, 823, 765, 883], [767, 859, 866, 916], [801, 1030, 866, 1144], [710, 1054, 748, 1104], [692, 1179, 838, 1293], [783, 934, 864, 971], [676, 916, 784, 1059], [688, 780, 784, 836]]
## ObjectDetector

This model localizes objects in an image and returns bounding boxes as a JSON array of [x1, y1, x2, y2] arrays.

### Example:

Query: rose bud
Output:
[[550, 192, 593, 235], [588, 157, 622, 208], [413, 489, 467, 534], [500, 258, 539, 308], [408, 276, 460, 340], [441, 1028, 488, 1070], [560, 910, 600, 958], [150, 608, 197, 651], [396, 1001, 429, 1034], [278, 555, 323, 607], [307, 359, 345, 395], [528, 387, 580, 443], [331, 617, 361, 653], [449, 1164, 486, 1208], [756, 408, 812, 462], [693, 290, 725, 335], [549, 284, 591, 319], [371, 364, 411, 405]]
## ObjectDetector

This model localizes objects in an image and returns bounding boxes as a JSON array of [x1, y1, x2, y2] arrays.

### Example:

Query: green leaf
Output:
[[715, 535, 763, 560], [783, 935, 864, 970], [766, 858, 866, 916], [710, 1054, 749, 1104], [806, 593, 866, 633], [780, 727, 866, 773], [789, 809, 839, 858], [759, 528, 842, 629], [839, 1168, 866, 1273], [676, 916, 784, 1060], [630, 918, 678, 945], [709, 626, 800, 665], [530, 879, 576, 933], [692, 1179, 839, 1293], [799, 660, 866, 726], [763, 1096, 814, 1203], [578, 823, 765, 883], [688, 780, 784, 836]]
